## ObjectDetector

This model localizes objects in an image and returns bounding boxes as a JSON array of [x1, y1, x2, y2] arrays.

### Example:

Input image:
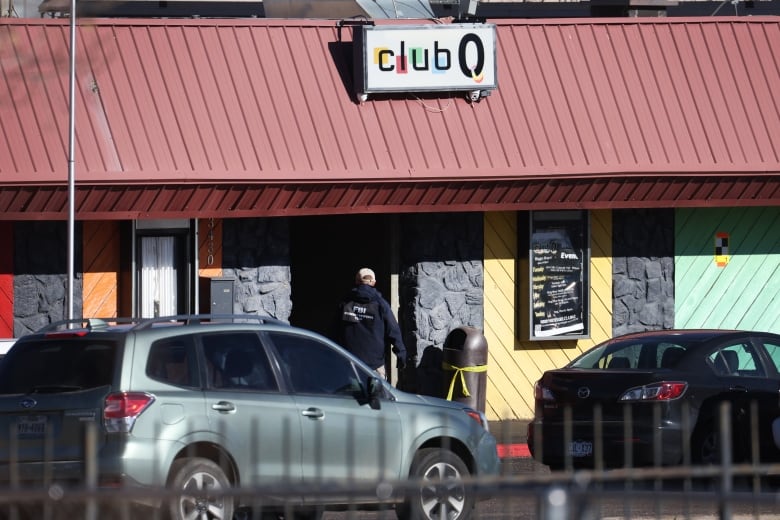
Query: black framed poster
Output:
[[529, 210, 589, 340]]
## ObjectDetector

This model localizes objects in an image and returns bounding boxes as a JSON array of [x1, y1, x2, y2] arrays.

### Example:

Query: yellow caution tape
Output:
[[442, 362, 487, 401]]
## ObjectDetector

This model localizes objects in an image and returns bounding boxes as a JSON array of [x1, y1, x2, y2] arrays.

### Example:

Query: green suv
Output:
[[0, 315, 499, 520]]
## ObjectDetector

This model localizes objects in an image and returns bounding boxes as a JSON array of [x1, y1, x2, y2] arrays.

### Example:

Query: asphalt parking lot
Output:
[[324, 455, 780, 520]]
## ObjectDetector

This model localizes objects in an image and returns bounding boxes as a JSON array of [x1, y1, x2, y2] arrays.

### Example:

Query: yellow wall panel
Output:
[[483, 210, 613, 421]]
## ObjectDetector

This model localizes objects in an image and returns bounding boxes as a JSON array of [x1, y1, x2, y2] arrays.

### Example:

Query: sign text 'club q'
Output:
[[355, 24, 498, 95]]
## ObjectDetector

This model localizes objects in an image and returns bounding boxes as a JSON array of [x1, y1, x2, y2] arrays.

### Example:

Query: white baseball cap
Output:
[[355, 268, 376, 284]]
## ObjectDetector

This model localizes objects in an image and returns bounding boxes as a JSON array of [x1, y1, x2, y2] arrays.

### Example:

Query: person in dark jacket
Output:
[[335, 268, 407, 380]]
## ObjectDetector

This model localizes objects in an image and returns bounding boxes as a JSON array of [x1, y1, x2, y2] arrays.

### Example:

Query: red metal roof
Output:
[[1, 17, 779, 219]]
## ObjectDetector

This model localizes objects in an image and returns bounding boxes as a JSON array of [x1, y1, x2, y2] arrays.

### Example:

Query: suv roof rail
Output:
[[38, 317, 142, 333], [130, 314, 288, 331]]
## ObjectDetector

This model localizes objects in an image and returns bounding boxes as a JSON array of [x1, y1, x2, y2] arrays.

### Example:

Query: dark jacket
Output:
[[335, 284, 407, 370]]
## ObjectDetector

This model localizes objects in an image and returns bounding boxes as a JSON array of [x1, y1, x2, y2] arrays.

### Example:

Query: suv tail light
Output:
[[464, 408, 489, 430], [619, 381, 687, 402], [104, 392, 155, 433]]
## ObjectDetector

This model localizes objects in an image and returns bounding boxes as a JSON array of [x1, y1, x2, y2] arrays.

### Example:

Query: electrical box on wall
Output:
[[199, 277, 235, 315]]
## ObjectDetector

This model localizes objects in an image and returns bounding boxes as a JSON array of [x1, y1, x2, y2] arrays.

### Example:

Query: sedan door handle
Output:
[[212, 401, 237, 412], [301, 407, 324, 420], [729, 386, 748, 393]]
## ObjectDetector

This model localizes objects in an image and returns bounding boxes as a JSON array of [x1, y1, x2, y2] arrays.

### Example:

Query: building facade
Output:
[[2, 17, 780, 420]]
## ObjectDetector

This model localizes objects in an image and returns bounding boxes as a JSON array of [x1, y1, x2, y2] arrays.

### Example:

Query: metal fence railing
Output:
[[1, 464, 779, 520], [2, 404, 780, 520]]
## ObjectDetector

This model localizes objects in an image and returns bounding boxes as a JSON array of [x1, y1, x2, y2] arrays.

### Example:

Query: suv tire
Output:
[[397, 448, 473, 520], [168, 457, 234, 520]]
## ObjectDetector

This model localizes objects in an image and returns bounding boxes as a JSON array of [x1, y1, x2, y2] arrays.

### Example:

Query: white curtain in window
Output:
[[141, 236, 176, 318]]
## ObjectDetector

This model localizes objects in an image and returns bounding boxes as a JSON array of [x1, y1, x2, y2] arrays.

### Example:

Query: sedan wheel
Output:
[[692, 423, 721, 465], [168, 457, 234, 520], [397, 448, 473, 520]]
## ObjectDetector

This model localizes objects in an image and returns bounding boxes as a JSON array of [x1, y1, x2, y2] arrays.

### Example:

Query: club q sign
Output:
[[353, 24, 497, 99]]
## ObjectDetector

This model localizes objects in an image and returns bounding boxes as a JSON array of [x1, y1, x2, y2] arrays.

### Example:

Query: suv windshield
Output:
[[0, 339, 118, 394]]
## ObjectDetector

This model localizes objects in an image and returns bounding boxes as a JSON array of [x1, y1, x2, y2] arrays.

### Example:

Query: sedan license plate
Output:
[[568, 440, 593, 458], [17, 415, 47, 437]]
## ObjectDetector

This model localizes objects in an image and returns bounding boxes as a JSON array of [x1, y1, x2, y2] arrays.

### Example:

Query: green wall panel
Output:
[[676, 207, 780, 332]]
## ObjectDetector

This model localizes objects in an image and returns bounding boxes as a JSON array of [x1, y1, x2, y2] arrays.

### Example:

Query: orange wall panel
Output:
[[83, 221, 120, 318], [199, 218, 223, 278]]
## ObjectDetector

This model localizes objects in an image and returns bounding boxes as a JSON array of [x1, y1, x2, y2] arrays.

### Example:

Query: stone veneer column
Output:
[[612, 209, 674, 335], [222, 218, 292, 322], [399, 213, 483, 396], [14, 222, 82, 336]]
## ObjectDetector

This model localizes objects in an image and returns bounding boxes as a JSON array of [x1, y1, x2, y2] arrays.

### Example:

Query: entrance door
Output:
[[137, 222, 192, 318], [289, 215, 394, 337]]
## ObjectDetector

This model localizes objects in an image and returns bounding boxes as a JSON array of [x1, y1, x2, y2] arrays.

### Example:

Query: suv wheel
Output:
[[168, 457, 234, 520], [397, 448, 473, 520]]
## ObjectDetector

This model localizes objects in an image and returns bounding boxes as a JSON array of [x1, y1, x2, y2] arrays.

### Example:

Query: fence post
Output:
[[538, 486, 569, 520], [719, 401, 732, 520]]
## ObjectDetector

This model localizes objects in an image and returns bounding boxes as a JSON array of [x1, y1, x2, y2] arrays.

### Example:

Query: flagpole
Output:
[[67, 0, 76, 321]]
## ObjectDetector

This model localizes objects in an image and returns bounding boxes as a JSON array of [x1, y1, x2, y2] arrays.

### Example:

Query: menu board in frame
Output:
[[528, 210, 590, 340]]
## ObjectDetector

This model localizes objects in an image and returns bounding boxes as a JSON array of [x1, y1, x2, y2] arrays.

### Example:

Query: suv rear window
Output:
[[0, 339, 118, 394], [571, 340, 689, 370]]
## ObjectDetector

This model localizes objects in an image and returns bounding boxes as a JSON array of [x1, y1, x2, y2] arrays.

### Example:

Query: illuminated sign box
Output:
[[354, 24, 497, 98]]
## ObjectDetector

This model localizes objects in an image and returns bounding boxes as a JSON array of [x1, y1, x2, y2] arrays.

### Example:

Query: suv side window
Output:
[[147, 337, 198, 387], [269, 332, 362, 396], [201, 332, 278, 392]]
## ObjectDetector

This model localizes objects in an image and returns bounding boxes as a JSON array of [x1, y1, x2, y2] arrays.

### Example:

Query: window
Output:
[[762, 342, 780, 374], [0, 340, 118, 393], [524, 210, 590, 340], [147, 337, 197, 387], [140, 236, 177, 318], [269, 332, 363, 396], [135, 220, 192, 318], [707, 343, 764, 377], [572, 340, 688, 370], [201, 332, 278, 392]]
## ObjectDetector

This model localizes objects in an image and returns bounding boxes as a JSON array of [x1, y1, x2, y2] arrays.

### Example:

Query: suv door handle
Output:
[[212, 401, 237, 412], [301, 407, 324, 420]]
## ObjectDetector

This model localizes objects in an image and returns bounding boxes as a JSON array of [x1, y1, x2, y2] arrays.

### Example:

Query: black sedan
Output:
[[527, 329, 780, 470]]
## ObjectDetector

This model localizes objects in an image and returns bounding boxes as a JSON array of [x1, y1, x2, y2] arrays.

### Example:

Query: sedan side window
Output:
[[269, 332, 362, 396], [762, 342, 780, 374], [707, 343, 764, 377]]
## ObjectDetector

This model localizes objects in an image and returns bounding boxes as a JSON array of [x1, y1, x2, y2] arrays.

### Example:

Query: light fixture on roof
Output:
[[263, 0, 436, 19], [429, 0, 479, 18], [459, 0, 478, 17]]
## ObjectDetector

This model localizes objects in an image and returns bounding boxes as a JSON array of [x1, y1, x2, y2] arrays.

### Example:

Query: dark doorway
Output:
[[289, 215, 393, 338]]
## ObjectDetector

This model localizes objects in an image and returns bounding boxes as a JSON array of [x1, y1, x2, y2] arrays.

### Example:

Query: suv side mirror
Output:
[[366, 376, 383, 410]]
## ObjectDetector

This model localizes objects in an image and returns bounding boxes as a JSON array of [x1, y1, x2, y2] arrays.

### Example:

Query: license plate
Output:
[[17, 415, 47, 436], [568, 440, 593, 458]]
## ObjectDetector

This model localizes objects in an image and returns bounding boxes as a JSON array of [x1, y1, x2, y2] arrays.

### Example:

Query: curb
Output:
[[497, 443, 530, 459]]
